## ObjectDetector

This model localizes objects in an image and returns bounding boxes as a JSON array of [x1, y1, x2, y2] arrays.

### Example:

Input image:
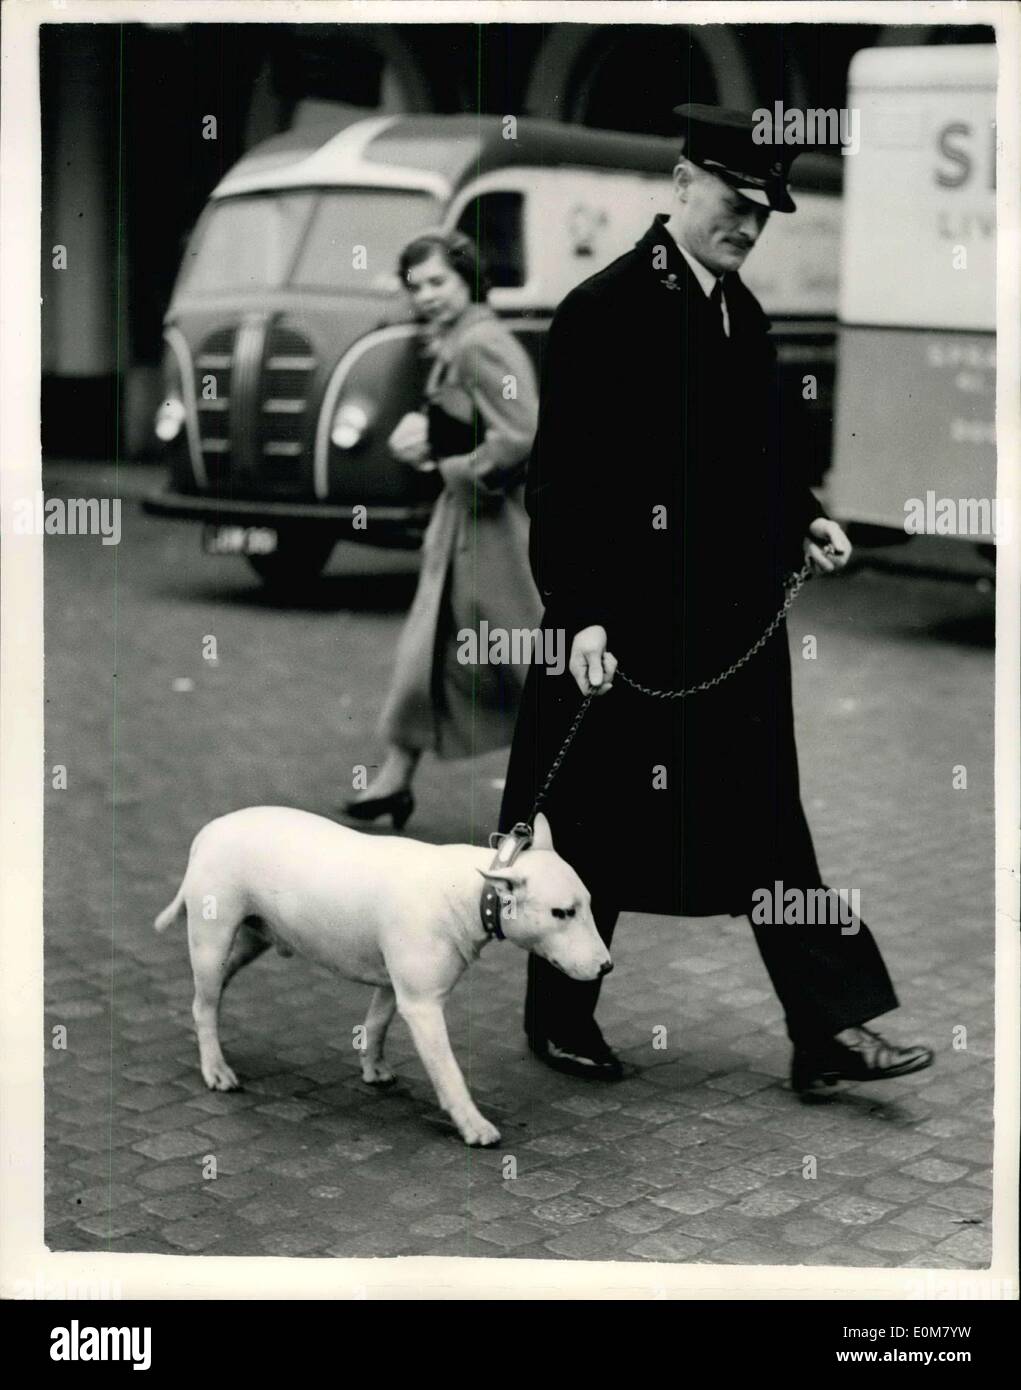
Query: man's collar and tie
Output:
[[677, 241, 730, 338], [673, 239, 716, 298], [642, 213, 730, 338]]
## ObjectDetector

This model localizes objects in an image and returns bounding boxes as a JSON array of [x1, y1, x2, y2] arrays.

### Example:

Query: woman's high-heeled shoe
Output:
[[341, 787, 415, 832]]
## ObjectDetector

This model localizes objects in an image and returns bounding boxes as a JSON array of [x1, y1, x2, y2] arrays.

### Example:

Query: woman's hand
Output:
[[436, 455, 472, 487], [805, 517, 852, 575], [388, 411, 430, 466], [569, 625, 618, 697]]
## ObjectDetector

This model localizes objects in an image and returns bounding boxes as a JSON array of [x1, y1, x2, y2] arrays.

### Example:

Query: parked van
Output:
[[829, 45, 997, 554], [143, 113, 842, 585]]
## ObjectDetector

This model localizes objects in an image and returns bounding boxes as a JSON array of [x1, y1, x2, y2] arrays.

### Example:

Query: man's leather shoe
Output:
[[528, 1029, 624, 1081], [792, 1025, 934, 1094]]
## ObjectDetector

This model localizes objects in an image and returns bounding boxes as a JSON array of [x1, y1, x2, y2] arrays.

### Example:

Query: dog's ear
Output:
[[531, 812, 554, 852], [477, 868, 524, 892]]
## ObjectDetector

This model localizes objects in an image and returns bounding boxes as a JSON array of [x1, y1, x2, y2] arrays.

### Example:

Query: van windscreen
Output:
[[290, 189, 438, 293], [180, 193, 317, 294]]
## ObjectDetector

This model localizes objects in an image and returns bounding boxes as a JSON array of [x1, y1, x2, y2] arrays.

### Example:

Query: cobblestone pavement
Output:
[[42, 464, 996, 1268]]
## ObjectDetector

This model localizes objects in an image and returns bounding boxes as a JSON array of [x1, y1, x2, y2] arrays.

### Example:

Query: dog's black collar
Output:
[[479, 822, 533, 941], [479, 879, 508, 940]]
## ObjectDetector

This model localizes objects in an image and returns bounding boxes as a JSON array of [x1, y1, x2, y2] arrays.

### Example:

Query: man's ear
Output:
[[672, 157, 693, 200], [531, 812, 554, 852]]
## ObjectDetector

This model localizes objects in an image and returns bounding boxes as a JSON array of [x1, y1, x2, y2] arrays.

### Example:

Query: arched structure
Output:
[[527, 23, 757, 132]]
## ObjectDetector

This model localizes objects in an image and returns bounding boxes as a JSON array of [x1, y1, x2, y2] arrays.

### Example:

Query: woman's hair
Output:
[[397, 229, 492, 303]]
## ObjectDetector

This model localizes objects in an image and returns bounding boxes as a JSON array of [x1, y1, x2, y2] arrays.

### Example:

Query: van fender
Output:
[[164, 327, 207, 489], [313, 316, 546, 500], [313, 323, 422, 499]]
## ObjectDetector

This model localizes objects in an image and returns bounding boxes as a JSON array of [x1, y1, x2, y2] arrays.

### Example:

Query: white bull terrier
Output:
[[154, 808, 610, 1146]]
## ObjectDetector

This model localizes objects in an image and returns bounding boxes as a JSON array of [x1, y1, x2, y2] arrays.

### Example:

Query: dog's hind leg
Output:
[[186, 893, 246, 1092], [359, 986, 397, 1087]]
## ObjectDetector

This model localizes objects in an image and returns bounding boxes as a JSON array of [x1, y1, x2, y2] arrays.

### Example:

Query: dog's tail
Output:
[[155, 824, 212, 932], [154, 879, 186, 933]]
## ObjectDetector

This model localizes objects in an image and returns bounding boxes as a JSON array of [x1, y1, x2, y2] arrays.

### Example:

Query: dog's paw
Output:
[[461, 1117, 501, 1148], [202, 1060, 240, 1091], [361, 1061, 397, 1087]]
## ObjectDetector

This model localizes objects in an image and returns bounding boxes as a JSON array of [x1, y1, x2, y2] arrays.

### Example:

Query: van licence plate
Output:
[[202, 525, 278, 556]]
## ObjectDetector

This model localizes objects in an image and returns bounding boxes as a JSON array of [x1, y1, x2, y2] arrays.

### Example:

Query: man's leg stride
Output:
[[746, 884, 933, 1093]]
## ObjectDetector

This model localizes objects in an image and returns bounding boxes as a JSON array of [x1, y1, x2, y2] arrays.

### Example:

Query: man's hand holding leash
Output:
[[805, 517, 851, 575], [570, 625, 618, 697]]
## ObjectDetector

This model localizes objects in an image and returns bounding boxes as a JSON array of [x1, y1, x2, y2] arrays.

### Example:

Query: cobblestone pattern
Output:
[[42, 467, 995, 1267]]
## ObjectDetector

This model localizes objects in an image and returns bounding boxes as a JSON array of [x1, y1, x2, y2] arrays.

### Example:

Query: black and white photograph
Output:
[[1, 0, 1018, 1311]]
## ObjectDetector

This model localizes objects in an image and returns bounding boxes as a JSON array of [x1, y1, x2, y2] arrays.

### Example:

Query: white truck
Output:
[[830, 43, 998, 556]]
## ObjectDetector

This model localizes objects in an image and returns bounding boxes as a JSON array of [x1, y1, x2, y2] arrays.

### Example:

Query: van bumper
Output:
[[140, 489, 432, 546]]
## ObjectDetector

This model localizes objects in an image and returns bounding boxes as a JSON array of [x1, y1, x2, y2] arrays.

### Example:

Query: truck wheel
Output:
[[246, 532, 335, 589]]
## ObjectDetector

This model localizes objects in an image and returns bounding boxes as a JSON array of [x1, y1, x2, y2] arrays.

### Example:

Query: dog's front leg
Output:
[[397, 996, 500, 1147]]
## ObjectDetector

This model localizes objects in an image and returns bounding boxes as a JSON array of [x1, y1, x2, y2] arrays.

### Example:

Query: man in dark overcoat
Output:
[[497, 106, 933, 1092]]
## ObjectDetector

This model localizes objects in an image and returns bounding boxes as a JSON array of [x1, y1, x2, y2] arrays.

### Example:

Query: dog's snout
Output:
[[599, 959, 614, 977]]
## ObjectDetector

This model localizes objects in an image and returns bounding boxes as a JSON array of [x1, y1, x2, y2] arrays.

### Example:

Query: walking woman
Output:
[[343, 229, 541, 829]]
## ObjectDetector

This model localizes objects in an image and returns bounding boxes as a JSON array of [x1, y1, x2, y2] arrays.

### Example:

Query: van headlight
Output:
[[155, 395, 186, 443], [331, 402, 370, 451]]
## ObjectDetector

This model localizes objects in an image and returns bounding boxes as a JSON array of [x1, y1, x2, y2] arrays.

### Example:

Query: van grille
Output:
[[258, 325, 316, 488], [194, 327, 235, 489], [192, 321, 316, 495]]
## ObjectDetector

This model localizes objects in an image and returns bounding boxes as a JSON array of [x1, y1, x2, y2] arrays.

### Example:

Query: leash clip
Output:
[[487, 821, 533, 864], [480, 823, 533, 940]]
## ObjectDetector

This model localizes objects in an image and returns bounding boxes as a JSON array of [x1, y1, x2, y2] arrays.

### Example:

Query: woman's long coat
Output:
[[380, 303, 542, 760], [499, 215, 828, 917]]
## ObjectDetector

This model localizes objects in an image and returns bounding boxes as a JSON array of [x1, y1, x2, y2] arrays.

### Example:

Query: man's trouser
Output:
[[525, 890, 900, 1048]]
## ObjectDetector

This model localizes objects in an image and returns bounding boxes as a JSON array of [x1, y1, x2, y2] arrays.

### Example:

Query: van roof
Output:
[[212, 114, 680, 200], [211, 112, 842, 201], [374, 114, 681, 181]]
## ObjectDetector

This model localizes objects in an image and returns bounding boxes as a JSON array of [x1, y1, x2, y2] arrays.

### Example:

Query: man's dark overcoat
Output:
[[499, 215, 828, 916]]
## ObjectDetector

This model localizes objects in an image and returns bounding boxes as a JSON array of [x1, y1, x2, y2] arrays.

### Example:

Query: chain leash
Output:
[[528, 557, 815, 822], [616, 556, 814, 700], [530, 687, 597, 820]]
